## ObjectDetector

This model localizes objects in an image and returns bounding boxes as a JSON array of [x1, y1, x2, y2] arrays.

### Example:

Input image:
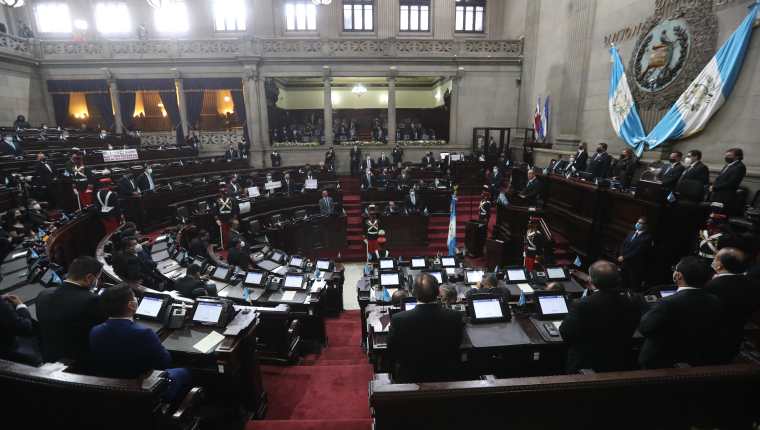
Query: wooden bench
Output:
[[369, 363, 760, 430]]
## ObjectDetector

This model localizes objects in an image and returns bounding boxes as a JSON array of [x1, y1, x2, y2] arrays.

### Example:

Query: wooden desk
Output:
[[377, 214, 428, 248], [361, 188, 451, 213]]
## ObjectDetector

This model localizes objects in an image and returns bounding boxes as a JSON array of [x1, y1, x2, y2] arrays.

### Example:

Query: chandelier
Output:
[[0, 0, 25, 7], [312, 0, 332, 5], [352, 83, 367, 97]]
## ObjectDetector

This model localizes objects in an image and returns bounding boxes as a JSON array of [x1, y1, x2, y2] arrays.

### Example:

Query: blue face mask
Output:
[[635, 222, 644, 231]]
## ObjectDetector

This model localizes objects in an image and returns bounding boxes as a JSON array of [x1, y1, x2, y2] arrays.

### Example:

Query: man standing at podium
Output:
[[658, 151, 685, 191], [587, 143, 611, 179]]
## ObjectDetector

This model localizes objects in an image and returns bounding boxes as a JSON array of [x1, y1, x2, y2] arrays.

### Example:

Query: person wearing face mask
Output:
[[638, 256, 725, 369], [657, 151, 685, 190], [33, 153, 56, 201], [136, 165, 156, 193], [705, 247, 760, 362], [26, 200, 50, 229], [362, 154, 374, 171], [36, 256, 106, 363], [677, 150, 709, 200], [586, 142, 611, 179], [519, 169, 543, 205], [350, 145, 362, 176], [617, 217, 652, 291], [710, 148, 746, 215], [611, 148, 637, 188], [573, 142, 589, 172], [489, 165, 503, 197], [0, 133, 23, 157], [405, 188, 424, 214]]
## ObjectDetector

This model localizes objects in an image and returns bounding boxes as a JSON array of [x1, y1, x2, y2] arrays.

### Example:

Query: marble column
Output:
[[387, 75, 397, 146], [108, 79, 123, 134], [243, 68, 264, 167], [256, 77, 270, 165], [174, 78, 189, 137], [448, 69, 463, 145], [323, 70, 334, 146]]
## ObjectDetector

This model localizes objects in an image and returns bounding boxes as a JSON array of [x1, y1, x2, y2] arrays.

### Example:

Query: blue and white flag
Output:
[[644, 3, 760, 149], [609, 46, 647, 156], [542, 96, 551, 142], [447, 193, 458, 257], [573, 255, 582, 268]]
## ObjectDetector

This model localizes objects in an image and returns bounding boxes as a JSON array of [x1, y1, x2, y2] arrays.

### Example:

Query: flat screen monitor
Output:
[[472, 298, 504, 320], [245, 271, 264, 285], [506, 268, 528, 282], [316, 259, 331, 270], [411, 257, 426, 269], [192, 301, 224, 325], [379, 258, 395, 270], [284, 274, 305, 289], [380, 272, 400, 287], [425, 271, 443, 284], [152, 249, 170, 262], [546, 267, 568, 280], [270, 251, 284, 262], [239, 201, 251, 215], [441, 257, 456, 267], [212, 266, 229, 281], [537, 295, 569, 318], [659, 289, 677, 298], [153, 240, 168, 252], [402, 299, 417, 311], [136, 296, 164, 319], [464, 269, 484, 285], [256, 259, 281, 272], [289, 256, 304, 267]]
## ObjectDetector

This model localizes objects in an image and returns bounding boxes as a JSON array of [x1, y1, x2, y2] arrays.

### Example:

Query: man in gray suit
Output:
[[319, 190, 335, 216]]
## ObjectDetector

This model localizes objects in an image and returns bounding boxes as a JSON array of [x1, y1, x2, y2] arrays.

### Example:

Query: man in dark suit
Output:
[[405, 188, 424, 214], [677, 149, 710, 200], [387, 273, 464, 382], [136, 165, 156, 193], [227, 238, 251, 270], [361, 155, 374, 171], [611, 148, 637, 188], [421, 152, 436, 168], [464, 273, 509, 300], [118, 173, 140, 198], [658, 151, 685, 191], [710, 148, 746, 215], [350, 145, 361, 176], [573, 143, 589, 172], [519, 169, 543, 205], [362, 168, 374, 189], [36, 256, 106, 363], [706, 247, 760, 362], [224, 144, 239, 161], [586, 142, 612, 179], [33, 152, 55, 187], [189, 230, 212, 261], [0, 293, 39, 365], [89, 285, 191, 401], [638, 256, 726, 369], [377, 152, 391, 169], [225, 175, 241, 197], [319, 190, 335, 216], [1, 134, 23, 157], [281, 172, 296, 195], [173, 264, 217, 298], [489, 165, 503, 197], [617, 217, 652, 291], [391, 145, 403, 166], [560, 260, 640, 373]]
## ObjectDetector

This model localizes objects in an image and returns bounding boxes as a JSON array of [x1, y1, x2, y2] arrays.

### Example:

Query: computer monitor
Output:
[[411, 257, 426, 269], [402, 298, 417, 311], [441, 257, 456, 267], [505, 268, 528, 283], [316, 259, 332, 271], [244, 271, 264, 286], [464, 269, 484, 285], [256, 259, 281, 272], [288, 256, 304, 267], [152, 249, 170, 262], [659, 289, 677, 298], [192, 300, 224, 325], [537, 294, 569, 319], [379, 258, 395, 270], [546, 267, 568, 281], [135, 295, 165, 320], [270, 251, 284, 263], [283, 274, 305, 289], [425, 271, 443, 284], [211, 266, 229, 281], [468, 295, 509, 323], [380, 272, 400, 287], [152, 240, 168, 252]]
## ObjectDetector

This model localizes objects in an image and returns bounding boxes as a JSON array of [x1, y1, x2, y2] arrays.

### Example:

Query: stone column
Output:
[[323, 66, 333, 146], [174, 77, 189, 137], [256, 77, 271, 166], [448, 68, 463, 145], [243, 67, 264, 167], [387, 71, 397, 146], [108, 79, 123, 134]]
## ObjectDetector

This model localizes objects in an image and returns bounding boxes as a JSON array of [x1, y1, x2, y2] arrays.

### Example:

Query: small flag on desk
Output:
[[582, 288, 589, 299], [518, 290, 526, 307], [51, 271, 63, 285], [574, 255, 582, 268], [29, 248, 39, 259], [243, 287, 250, 302], [667, 191, 677, 203], [382, 288, 391, 302]]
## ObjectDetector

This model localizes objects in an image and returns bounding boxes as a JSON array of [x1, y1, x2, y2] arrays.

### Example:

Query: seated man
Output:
[[90, 285, 191, 402], [439, 285, 458, 306], [518, 169, 543, 205], [638, 256, 726, 369], [384, 200, 401, 216], [387, 273, 464, 383], [189, 230, 212, 261], [706, 247, 760, 362], [227, 238, 251, 271], [559, 260, 640, 373], [36, 256, 106, 363], [173, 264, 217, 299], [464, 273, 509, 300], [0, 293, 40, 365]]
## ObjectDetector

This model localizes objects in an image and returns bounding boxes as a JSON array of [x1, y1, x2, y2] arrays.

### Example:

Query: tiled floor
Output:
[[342, 263, 365, 310]]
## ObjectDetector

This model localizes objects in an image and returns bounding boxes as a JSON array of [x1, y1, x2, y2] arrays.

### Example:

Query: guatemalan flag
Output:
[[644, 2, 760, 149], [533, 97, 544, 142], [541, 96, 550, 142], [608, 46, 647, 156], [447, 193, 457, 257]]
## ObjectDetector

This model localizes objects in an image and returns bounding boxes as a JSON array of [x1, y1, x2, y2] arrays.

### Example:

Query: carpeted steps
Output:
[[247, 419, 372, 430]]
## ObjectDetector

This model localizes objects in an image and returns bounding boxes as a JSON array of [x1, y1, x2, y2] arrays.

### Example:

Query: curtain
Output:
[[85, 92, 115, 131], [159, 91, 182, 145], [118, 92, 136, 131], [51, 94, 70, 127], [185, 90, 204, 131]]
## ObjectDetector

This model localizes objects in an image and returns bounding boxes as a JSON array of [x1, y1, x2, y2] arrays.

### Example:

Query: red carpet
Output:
[[248, 310, 372, 430]]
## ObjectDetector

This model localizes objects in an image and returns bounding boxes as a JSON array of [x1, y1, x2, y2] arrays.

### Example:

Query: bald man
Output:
[[387, 273, 463, 383], [706, 247, 760, 361]]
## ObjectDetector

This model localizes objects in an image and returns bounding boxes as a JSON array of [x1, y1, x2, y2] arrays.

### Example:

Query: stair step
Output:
[[247, 419, 373, 430]]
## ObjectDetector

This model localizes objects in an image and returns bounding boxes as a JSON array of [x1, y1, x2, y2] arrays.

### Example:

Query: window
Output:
[[455, 0, 485, 33], [343, 0, 373, 32], [400, 0, 430, 32], [214, 0, 246, 32], [35, 3, 72, 33], [154, 0, 189, 33], [285, 1, 317, 31], [95, 2, 131, 34]]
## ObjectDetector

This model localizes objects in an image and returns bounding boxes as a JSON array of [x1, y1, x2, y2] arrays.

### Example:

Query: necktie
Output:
[[147, 174, 154, 190]]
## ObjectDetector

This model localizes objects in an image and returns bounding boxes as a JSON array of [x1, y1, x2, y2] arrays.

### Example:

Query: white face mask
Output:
[[135, 244, 143, 253], [32, 203, 41, 211], [684, 157, 693, 166]]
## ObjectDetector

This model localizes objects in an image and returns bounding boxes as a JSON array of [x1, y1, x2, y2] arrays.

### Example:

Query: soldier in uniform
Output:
[[524, 218, 546, 272], [478, 190, 492, 223], [215, 189, 238, 249], [94, 178, 122, 234], [364, 206, 381, 261]]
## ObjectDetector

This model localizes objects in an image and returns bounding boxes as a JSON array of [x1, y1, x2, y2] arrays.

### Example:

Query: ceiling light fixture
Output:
[[352, 83, 367, 97]]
